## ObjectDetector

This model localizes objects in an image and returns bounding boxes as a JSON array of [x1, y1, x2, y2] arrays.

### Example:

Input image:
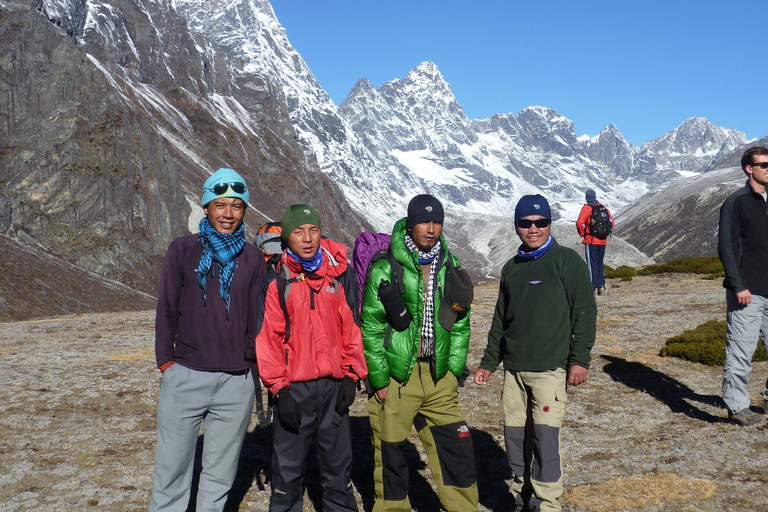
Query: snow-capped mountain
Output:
[[1, 0, 370, 294], [0, 0, 759, 307], [632, 116, 747, 181]]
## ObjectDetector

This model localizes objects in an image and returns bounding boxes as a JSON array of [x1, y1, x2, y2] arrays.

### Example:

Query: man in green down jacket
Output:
[[475, 194, 596, 512], [362, 194, 478, 512]]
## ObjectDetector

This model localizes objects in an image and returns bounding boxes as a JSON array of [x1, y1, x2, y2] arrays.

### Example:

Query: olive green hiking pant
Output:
[[503, 368, 568, 512], [372, 361, 478, 512]]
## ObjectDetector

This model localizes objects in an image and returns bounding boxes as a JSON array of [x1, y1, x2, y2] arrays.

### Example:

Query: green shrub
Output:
[[660, 319, 768, 366], [638, 256, 723, 277], [605, 265, 636, 281]]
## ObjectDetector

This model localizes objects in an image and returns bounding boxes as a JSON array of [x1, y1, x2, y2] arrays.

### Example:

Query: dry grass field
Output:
[[2, 273, 767, 511]]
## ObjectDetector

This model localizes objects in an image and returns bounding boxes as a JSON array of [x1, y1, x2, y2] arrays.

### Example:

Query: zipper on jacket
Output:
[[284, 348, 289, 368]]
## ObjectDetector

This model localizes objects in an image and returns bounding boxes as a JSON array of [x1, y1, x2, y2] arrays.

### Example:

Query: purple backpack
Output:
[[352, 232, 392, 305]]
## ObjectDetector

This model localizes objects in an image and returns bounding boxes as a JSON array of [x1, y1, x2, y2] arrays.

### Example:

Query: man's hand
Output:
[[277, 388, 302, 434], [335, 376, 357, 416], [567, 365, 588, 387], [474, 368, 492, 386], [737, 289, 752, 306], [376, 387, 388, 402]]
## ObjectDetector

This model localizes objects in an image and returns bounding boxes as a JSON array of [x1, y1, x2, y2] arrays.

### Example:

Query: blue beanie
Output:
[[586, 189, 597, 204], [515, 194, 551, 222], [202, 168, 249, 207]]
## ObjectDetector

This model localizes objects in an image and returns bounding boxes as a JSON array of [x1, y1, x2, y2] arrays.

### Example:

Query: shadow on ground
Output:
[[178, 414, 515, 511], [601, 355, 724, 423]]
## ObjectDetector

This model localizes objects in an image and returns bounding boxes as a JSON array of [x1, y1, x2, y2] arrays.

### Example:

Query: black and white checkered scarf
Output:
[[404, 235, 441, 357]]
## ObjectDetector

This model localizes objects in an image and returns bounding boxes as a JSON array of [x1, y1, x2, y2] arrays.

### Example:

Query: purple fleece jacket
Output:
[[155, 233, 266, 372]]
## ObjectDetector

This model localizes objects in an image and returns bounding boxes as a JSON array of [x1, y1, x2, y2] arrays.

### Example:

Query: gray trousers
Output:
[[150, 364, 255, 512], [723, 291, 768, 413]]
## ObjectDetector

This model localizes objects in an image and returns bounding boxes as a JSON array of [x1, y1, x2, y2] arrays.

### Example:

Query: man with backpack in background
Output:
[[150, 168, 265, 512], [361, 194, 478, 512], [718, 146, 768, 426], [475, 194, 596, 512], [576, 189, 614, 295], [256, 204, 367, 512]]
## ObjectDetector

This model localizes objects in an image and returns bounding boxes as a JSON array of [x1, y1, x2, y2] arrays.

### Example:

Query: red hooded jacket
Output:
[[576, 202, 614, 246], [256, 238, 367, 395]]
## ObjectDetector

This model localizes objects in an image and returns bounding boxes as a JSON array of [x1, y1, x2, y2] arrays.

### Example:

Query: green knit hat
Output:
[[281, 204, 321, 241]]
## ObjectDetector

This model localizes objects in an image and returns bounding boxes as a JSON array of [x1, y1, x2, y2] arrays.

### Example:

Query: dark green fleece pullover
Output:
[[480, 239, 596, 373]]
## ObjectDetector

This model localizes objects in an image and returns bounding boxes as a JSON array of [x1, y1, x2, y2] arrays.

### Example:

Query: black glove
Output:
[[378, 280, 412, 331], [335, 376, 357, 416], [277, 388, 302, 434]]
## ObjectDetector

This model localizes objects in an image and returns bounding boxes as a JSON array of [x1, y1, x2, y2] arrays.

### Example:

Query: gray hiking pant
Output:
[[150, 364, 255, 512], [722, 291, 768, 413]]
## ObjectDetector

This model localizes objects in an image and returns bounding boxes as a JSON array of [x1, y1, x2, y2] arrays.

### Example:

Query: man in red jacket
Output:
[[576, 189, 614, 295], [256, 204, 367, 512]]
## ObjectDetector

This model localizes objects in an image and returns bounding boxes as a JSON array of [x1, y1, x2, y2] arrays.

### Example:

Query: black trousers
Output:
[[269, 378, 358, 512]]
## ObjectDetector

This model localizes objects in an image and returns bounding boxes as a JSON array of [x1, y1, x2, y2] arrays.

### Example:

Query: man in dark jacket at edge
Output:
[[361, 194, 478, 512], [718, 146, 768, 426], [474, 194, 596, 512], [150, 168, 266, 511], [256, 204, 368, 512]]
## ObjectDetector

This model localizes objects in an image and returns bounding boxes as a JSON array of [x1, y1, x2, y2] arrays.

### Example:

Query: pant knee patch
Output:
[[381, 439, 409, 501], [413, 413, 428, 433], [532, 424, 561, 483], [430, 421, 477, 488]]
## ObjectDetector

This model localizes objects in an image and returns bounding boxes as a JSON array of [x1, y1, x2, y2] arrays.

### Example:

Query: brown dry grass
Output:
[[2, 273, 768, 511]]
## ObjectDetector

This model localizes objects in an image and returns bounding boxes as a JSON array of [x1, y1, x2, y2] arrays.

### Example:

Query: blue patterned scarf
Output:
[[517, 235, 554, 261], [197, 217, 245, 315], [286, 247, 324, 272]]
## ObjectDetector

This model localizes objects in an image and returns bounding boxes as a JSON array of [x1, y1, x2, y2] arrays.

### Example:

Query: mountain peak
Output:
[[412, 61, 441, 76], [404, 61, 449, 89]]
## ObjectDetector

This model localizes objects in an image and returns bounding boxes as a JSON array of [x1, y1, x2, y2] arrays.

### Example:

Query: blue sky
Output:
[[270, 0, 765, 147]]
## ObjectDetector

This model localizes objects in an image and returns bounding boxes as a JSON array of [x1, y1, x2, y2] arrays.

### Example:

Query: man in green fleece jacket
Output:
[[474, 194, 596, 512]]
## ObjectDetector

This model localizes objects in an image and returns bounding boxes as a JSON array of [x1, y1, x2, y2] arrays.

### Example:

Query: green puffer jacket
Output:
[[361, 218, 471, 390]]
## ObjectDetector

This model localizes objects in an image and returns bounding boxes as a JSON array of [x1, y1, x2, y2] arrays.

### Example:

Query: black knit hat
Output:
[[406, 194, 444, 230]]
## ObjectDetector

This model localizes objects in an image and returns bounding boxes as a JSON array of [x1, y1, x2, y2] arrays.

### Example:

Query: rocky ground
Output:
[[2, 273, 767, 512]]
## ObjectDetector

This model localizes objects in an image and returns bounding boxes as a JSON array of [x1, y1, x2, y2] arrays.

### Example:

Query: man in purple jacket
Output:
[[150, 168, 266, 512]]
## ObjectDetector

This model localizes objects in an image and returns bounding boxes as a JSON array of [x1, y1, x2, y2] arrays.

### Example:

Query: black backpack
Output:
[[589, 204, 612, 239]]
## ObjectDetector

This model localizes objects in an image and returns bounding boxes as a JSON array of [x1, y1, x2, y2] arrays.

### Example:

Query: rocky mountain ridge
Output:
[[0, 0, 763, 321]]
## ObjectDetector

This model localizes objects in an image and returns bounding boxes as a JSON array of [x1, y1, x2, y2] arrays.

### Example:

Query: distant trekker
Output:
[[150, 168, 265, 511], [576, 189, 614, 295], [718, 146, 768, 426], [475, 194, 596, 512]]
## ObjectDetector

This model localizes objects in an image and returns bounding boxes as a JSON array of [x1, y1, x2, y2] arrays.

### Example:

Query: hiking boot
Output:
[[728, 408, 763, 426]]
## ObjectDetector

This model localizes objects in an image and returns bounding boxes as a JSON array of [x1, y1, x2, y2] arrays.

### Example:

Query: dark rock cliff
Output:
[[0, 1, 368, 307]]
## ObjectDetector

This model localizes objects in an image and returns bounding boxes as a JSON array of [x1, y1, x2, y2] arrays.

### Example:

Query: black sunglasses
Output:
[[210, 182, 247, 195], [517, 218, 551, 229], [750, 162, 768, 169]]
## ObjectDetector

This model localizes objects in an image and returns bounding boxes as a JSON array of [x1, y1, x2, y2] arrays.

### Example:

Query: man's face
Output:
[[746, 154, 768, 189], [410, 221, 443, 252], [287, 224, 321, 258], [204, 198, 245, 234], [516, 215, 551, 250]]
